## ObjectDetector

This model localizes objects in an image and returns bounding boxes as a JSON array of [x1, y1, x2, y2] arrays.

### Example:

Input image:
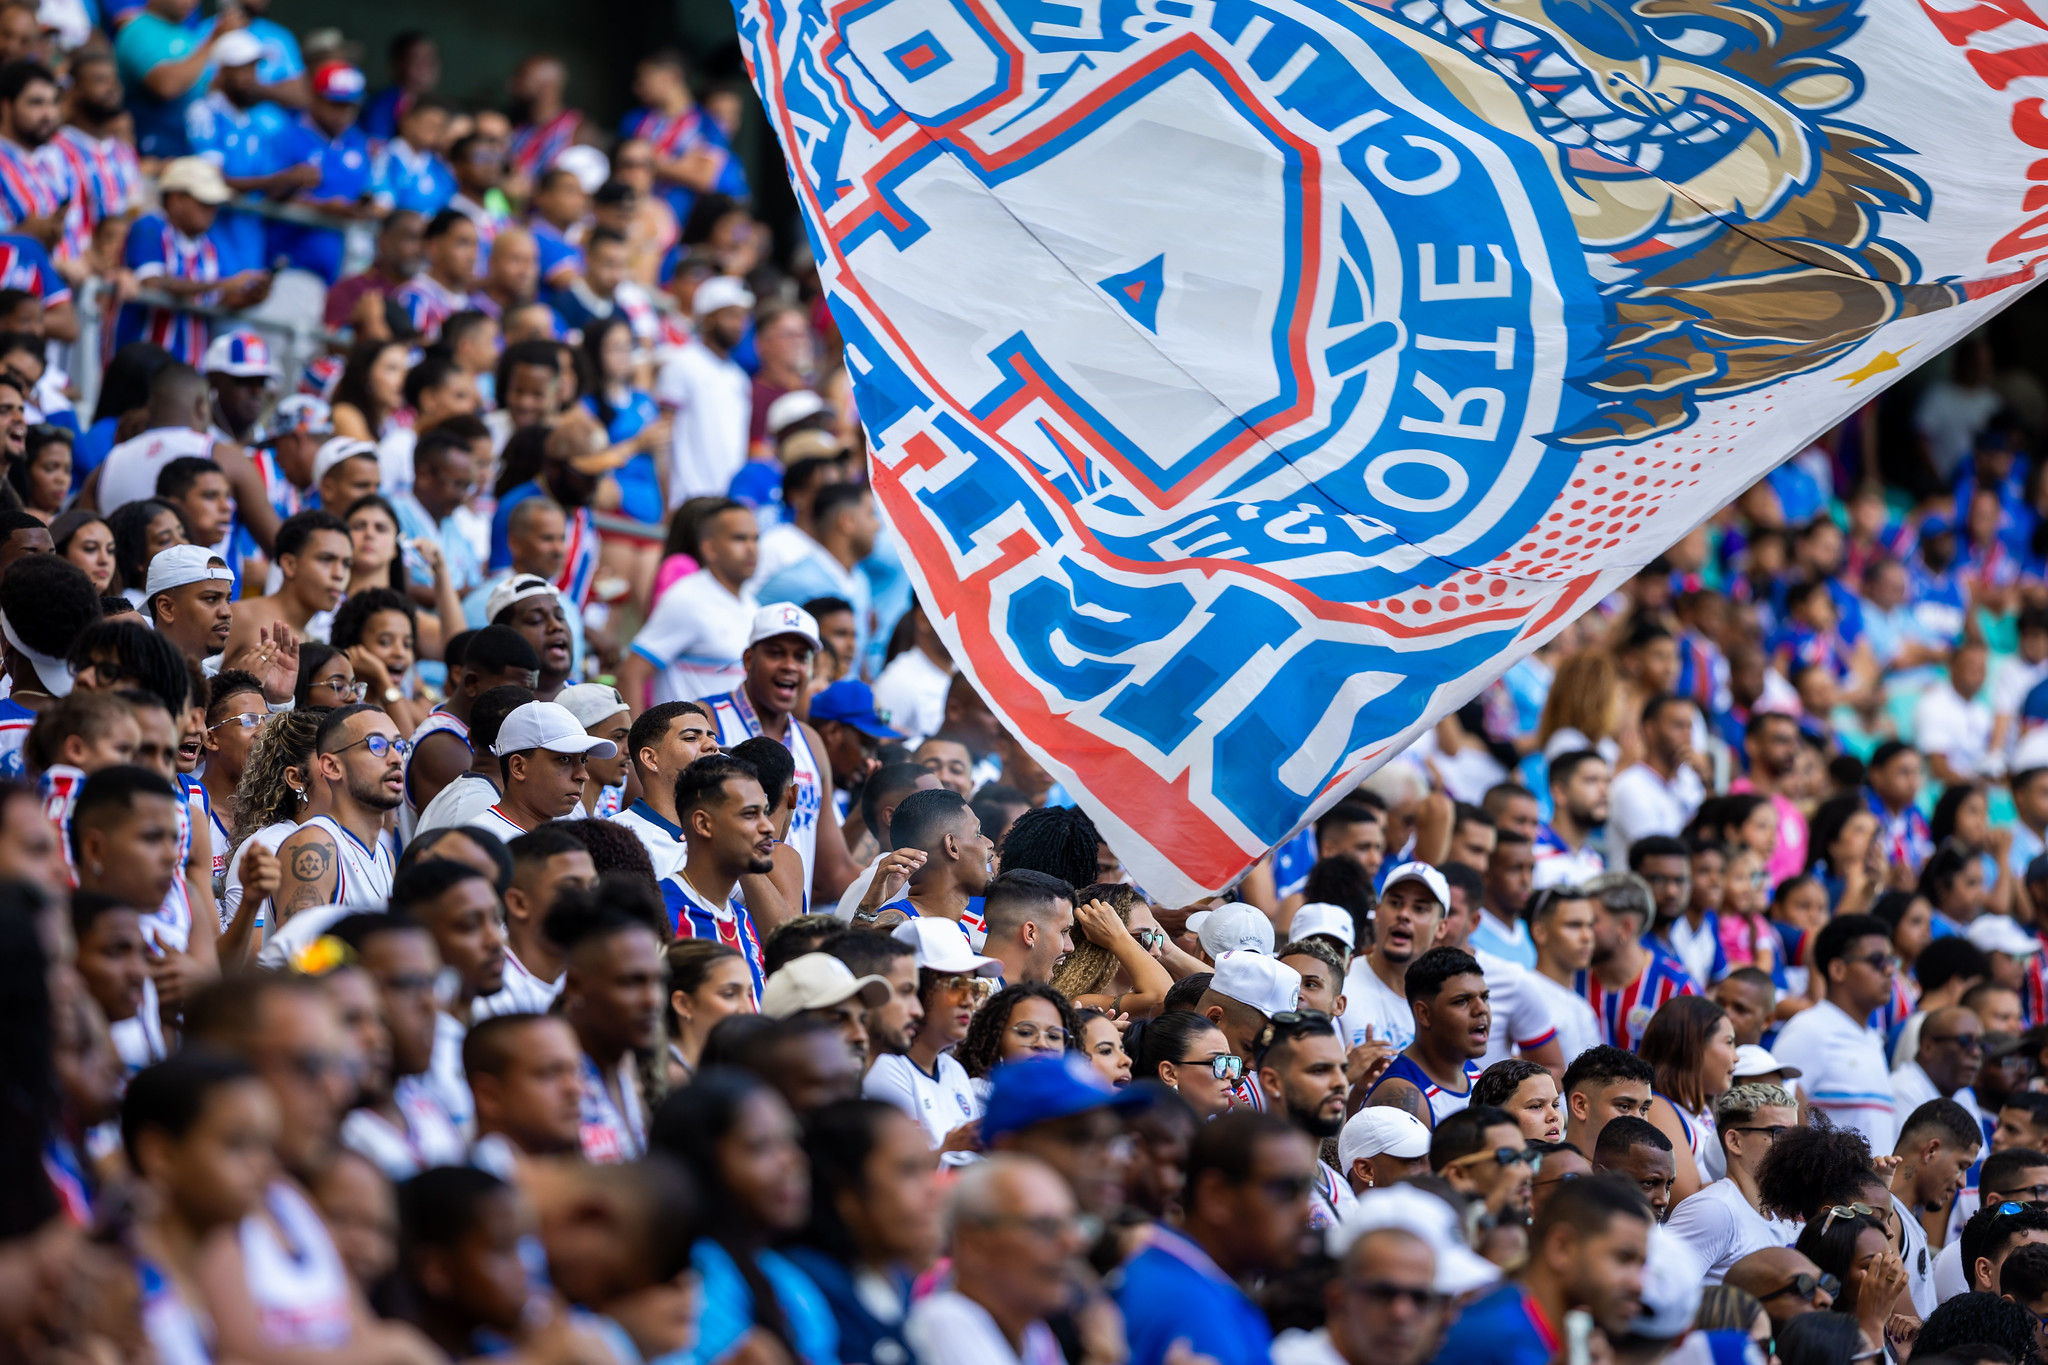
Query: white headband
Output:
[[0, 610, 73, 697]]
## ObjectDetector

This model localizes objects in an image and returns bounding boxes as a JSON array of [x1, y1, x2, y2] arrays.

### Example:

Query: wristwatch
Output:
[[383, 686, 403, 703]]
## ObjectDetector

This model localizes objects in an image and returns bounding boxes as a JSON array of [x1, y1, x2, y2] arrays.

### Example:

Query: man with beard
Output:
[[657, 275, 754, 506], [467, 699, 616, 842], [1577, 872, 1697, 1052], [0, 62, 70, 252], [1256, 1012, 1353, 1228], [663, 753, 776, 1001], [1631, 835, 1715, 989], [274, 62, 375, 285], [1434, 1104, 1536, 1231], [479, 569, 577, 703], [272, 703, 403, 917], [1433, 1177, 1652, 1365], [861, 787, 995, 941], [1535, 750, 1609, 890], [704, 603, 862, 903], [825, 928, 924, 1070], [544, 884, 666, 1162], [1340, 861, 1446, 1051], [53, 52, 144, 267], [1364, 946, 1492, 1129], [182, 31, 318, 270], [488, 416, 606, 616], [464, 1013, 585, 1173]]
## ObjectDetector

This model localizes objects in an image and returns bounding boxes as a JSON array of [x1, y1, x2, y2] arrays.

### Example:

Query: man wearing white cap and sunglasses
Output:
[[865, 916, 1002, 1155], [704, 601, 861, 905], [468, 700, 618, 842], [656, 273, 754, 508]]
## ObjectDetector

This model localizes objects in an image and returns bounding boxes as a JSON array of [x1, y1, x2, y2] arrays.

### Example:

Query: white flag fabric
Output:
[[734, 0, 2048, 901]]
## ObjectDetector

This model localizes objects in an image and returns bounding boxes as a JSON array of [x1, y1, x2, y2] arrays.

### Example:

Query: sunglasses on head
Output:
[[1446, 1146, 1541, 1172]]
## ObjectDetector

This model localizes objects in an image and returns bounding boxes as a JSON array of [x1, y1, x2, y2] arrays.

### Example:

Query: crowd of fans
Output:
[[4, 4, 2048, 1365]]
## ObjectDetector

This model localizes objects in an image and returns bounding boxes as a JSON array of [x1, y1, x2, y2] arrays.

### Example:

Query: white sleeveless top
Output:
[[401, 709, 470, 842], [297, 815, 394, 908], [96, 426, 215, 515], [240, 1182, 353, 1349], [707, 688, 821, 910], [223, 821, 297, 937]]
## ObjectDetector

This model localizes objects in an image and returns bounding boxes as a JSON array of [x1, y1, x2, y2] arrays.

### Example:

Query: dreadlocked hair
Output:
[[954, 981, 1082, 1079], [1048, 882, 1140, 1000], [998, 805, 1103, 889], [232, 707, 329, 844], [1755, 1119, 1878, 1222]]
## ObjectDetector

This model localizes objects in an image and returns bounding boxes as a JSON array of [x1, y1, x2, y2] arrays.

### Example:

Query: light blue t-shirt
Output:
[[246, 17, 305, 88], [666, 1240, 839, 1365]]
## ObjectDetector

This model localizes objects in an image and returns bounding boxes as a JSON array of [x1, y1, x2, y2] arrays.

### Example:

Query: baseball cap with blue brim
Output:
[[981, 1054, 1152, 1143], [810, 681, 903, 739]]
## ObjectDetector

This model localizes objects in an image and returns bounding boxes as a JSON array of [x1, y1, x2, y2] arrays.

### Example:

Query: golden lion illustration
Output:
[[1367, 0, 1962, 444]]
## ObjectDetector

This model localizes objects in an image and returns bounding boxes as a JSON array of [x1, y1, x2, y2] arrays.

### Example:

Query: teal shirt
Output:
[[659, 1240, 839, 1365], [116, 13, 211, 157]]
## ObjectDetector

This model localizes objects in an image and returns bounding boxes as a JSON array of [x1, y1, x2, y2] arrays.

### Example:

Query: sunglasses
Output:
[[1990, 1187, 2048, 1206], [1817, 1203, 1889, 1236], [1847, 950, 1899, 973], [1924, 1031, 1984, 1052], [1446, 1146, 1542, 1172], [935, 974, 995, 1002], [327, 733, 413, 759], [1132, 928, 1167, 950], [1760, 1272, 1839, 1304], [1178, 1052, 1245, 1081]]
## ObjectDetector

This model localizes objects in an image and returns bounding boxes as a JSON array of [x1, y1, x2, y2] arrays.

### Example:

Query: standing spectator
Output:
[[748, 301, 815, 453], [0, 61, 70, 252], [1117, 1113, 1316, 1365], [1339, 861, 1444, 1051], [467, 698, 613, 841], [114, 159, 273, 364], [1361, 946, 1490, 1129], [1576, 872, 1697, 1052], [1865, 740, 1934, 876], [657, 275, 753, 508], [660, 752, 772, 997], [525, 166, 588, 291], [475, 223, 541, 326], [115, 0, 248, 158], [183, 30, 318, 272], [621, 499, 758, 706], [580, 313, 670, 526], [760, 483, 877, 668], [1524, 885, 1605, 1062], [1769, 912, 1901, 1154], [268, 703, 405, 917], [1607, 695, 1706, 861], [621, 51, 746, 227], [506, 55, 584, 187], [1535, 749, 1609, 889], [552, 228, 658, 345], [274, 62, 375, 285], [446, 133, 509, 269], [361, 30, 439, 144], [52, 52, 143, 266], [324, 209, 424, 332], [237, 0, 308, 107], [392, 209, 482, 341], [369, 96, 455, 217]]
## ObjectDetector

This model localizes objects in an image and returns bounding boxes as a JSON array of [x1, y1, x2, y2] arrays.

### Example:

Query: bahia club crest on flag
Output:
[[734, 0, 2048, 902]]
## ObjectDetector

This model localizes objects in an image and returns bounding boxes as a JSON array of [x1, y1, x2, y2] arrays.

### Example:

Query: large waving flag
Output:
[[735, 0, 2048, 902]]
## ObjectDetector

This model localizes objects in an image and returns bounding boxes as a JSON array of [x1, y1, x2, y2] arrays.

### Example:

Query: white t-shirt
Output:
[[96, 426, 215, 514], [611, 804, 689, 882], [1896, 1191, 1938, 1319], [655, 340, 751, 508], [1934, 1235, 1971, 1302], [424, 1011, 472, 1139], [473, 946, 564, 1019], [1662, 1177, 1794, 1283], [873, 646, 952, 745], [865, 1051, 980, 1151], [1532, 843, 1606, 891], [1339, 959, 1415, 1051], [1771, 999, 1897, 1156], [1524, 969, 1604, 1066], [414, 773, 502, 838], [904, 1290, 1064, 1365], [1607, 763, 1706, 863], [629, 569, 757, 705], [1474, 947, 1559, 1066], [1915, 683, 1996, 780], [1994, 656, 2048, 723], [1667, 914, 1721, 993]]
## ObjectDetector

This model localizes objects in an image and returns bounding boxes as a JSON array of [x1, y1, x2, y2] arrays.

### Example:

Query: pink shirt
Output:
[[1731, 779, 1809, 887]]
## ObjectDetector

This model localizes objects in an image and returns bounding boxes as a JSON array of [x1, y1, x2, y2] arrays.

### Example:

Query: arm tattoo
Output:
[[282, 839, 335, 914], [1370, 1078, 1429, 1123]]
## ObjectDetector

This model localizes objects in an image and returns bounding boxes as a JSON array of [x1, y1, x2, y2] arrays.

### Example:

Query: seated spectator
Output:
[[393, 209, 483, 342], [362, 29, 439, 143], [116, 0, 248, 158], [446, 133, 509, 270], [114, 159, 273, 366], [621, 50, 746, 226], [525, 166, 588, 292], [324, 209, 425, 332]]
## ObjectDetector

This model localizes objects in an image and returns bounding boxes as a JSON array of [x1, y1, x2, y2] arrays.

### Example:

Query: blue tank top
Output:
[[1362, 1053, 1482, 1128]]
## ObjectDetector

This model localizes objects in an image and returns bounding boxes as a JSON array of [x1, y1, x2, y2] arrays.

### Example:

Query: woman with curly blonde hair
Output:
[[223, 707, 331, 948], [1534, 648, 1625, 764], [1048, 882, 1177, 1019]]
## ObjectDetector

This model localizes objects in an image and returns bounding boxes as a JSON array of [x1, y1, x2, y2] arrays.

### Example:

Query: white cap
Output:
[[748, 601, 821, 651], [1338, 1106, 1431, 1167], [694, 275, 756, 317], [761, 952, 892, 1018], [202, 329, 279, 379], [1327, 1186, 1501, 1296], [158, 156, 231, 205], [1381, 861, 1450, 908], [143, 544, 234, 601], [891, 917, 1002, 976], [1731, 1043, 1802, 1081], [1633, 1225, 1705, 1340], [1969, 913, 2042, 959], [765, 389, 828, 437], [556, 682, 627, 731], [555, 144, 610, 194], [311, 436, 377, 485], [1209, 949, 1301, 1019], [1187, 902, 1274, 958], [1288, 903, 1355, 951], [485, 573, 562, 624], [2016, 727, 2048, 776], [491, 701, 619, 759], [212, 29, 264, 67]]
